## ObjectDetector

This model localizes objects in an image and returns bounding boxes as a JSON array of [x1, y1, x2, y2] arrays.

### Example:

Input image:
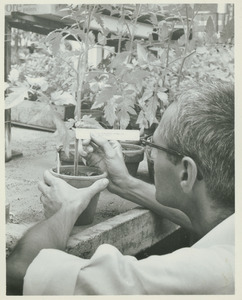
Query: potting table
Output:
[[5, 126, 186, 259]]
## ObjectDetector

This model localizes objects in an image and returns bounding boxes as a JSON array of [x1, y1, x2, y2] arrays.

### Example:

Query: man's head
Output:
[[153, 81, 234, 214]]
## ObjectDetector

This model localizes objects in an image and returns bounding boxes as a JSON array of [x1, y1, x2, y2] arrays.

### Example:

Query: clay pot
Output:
[[121, 143, 144, 177], [50, 165, 107, 226]]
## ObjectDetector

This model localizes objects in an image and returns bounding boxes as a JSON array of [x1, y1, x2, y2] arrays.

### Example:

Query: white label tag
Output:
[[75, 129, 140, 141]]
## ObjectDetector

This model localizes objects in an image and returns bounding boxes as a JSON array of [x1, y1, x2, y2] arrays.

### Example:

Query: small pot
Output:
[[50, 165, 107, 225], [121, 143, 144, 177]]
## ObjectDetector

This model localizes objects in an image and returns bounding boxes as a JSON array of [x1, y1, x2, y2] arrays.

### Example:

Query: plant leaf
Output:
[[140, 88, 153, 103], [88, 31, 96, 46], [145, 96, 158, 125], [104, 98, 118, 126], [137, 44, 148, 65], [5, 86, 29, 109], [136, 110, 148, 129], [109, 52, 130, 69], [126, 69, 150, 84], [92, 86, 117, 109], [117, 107, 130, 129], [98, 32, 107, 45], [45, 31, 63, 55], [157, 91, 168, 105], [78, 115, 103, 129]]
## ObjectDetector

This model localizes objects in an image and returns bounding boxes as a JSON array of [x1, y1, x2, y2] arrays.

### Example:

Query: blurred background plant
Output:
[[5, 3, 234, 172]]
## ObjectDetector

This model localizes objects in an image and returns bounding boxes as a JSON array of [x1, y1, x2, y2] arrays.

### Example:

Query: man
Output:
[[6, 81, 234, 295]]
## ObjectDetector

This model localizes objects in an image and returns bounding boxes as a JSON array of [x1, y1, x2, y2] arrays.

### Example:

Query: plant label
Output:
[[75, 129, 140, 141]]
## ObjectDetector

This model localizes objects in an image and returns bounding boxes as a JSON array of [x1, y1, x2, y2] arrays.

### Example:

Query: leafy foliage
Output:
[[6, 3, 234, 148]]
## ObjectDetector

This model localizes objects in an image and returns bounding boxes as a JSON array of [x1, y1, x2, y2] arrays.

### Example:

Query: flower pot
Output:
[[50, 165, 107, 226], [121, 143, 144, 177]]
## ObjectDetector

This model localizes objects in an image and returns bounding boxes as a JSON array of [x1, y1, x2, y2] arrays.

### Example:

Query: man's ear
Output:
[[179, 157, 198, 193]]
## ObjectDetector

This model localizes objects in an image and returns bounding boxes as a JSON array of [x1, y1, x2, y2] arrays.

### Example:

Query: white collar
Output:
[[192, 214, 234, 248]]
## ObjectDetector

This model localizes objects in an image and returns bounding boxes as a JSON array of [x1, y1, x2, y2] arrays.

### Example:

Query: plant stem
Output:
[[162, 21, 175, 87], [127, 4, 141, 63], [57, 151, 60, 174], [177, 4, 191, 87], [118, 5, 124, 54], [74, 5, 94, 175], [74, 138, 79, 175]]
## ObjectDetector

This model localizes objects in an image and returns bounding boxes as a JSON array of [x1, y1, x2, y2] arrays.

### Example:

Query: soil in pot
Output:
[[121, 143, 144, 177], [50, 165, 107, 226]]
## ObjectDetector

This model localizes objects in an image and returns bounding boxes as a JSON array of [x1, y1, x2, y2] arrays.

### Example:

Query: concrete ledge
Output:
[[6, 207, 181, 259], [67, 207, 180, 258]]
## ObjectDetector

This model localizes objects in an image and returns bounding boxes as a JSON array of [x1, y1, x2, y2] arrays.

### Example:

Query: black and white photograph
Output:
[[3, 1, 240, 297]]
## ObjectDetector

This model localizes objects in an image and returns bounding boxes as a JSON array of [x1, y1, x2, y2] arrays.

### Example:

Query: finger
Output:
[[40, 193, 47, 203], [78, 139, 86, 156], [84, 145, 94, 154], [38, 181, 50, 197], [43, 170, 58, 186], [86, 178, 109, 198], [78, 139, 94, 157], [109, 140, 123, 156], [90, 134, 115, 158], [81, 138, 91, 146]]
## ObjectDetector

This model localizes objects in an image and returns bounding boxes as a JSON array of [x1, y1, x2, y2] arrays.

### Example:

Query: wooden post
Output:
[[5, 17, 23, 161], [5, 18, 12, 161]]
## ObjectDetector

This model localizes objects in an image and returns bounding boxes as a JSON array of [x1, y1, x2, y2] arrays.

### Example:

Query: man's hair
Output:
[[162, 81, 234, 208]]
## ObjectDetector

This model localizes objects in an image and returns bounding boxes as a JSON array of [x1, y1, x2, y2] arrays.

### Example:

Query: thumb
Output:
[[91, 134, 115, 158], [87, 178, 109, 197]]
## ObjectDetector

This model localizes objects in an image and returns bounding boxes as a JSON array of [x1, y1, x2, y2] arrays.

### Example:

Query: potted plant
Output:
[[44, 4, 198, 179], [83, 4, 197, 176], [39, 5, 147, 177]]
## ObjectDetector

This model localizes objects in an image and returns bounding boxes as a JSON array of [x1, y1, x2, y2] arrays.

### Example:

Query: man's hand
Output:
[[38, 170, 109, 219], [79, 134, 132, 195]]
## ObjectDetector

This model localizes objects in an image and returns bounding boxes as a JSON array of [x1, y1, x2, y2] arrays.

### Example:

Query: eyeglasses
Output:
[[141, 135, 203, 180], [141, 135, 184, 158]]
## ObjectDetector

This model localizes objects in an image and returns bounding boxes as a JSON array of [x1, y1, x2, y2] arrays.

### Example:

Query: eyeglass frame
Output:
[[141, 135, 185, 158], [141, 135, 203, 180]]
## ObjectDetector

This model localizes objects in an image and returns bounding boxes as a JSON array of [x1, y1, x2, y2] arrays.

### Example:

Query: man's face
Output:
[[153, 103, 183, 209]]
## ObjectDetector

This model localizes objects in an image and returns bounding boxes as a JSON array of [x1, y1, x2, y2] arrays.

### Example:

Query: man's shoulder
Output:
[[193, 214, 234, 249]]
